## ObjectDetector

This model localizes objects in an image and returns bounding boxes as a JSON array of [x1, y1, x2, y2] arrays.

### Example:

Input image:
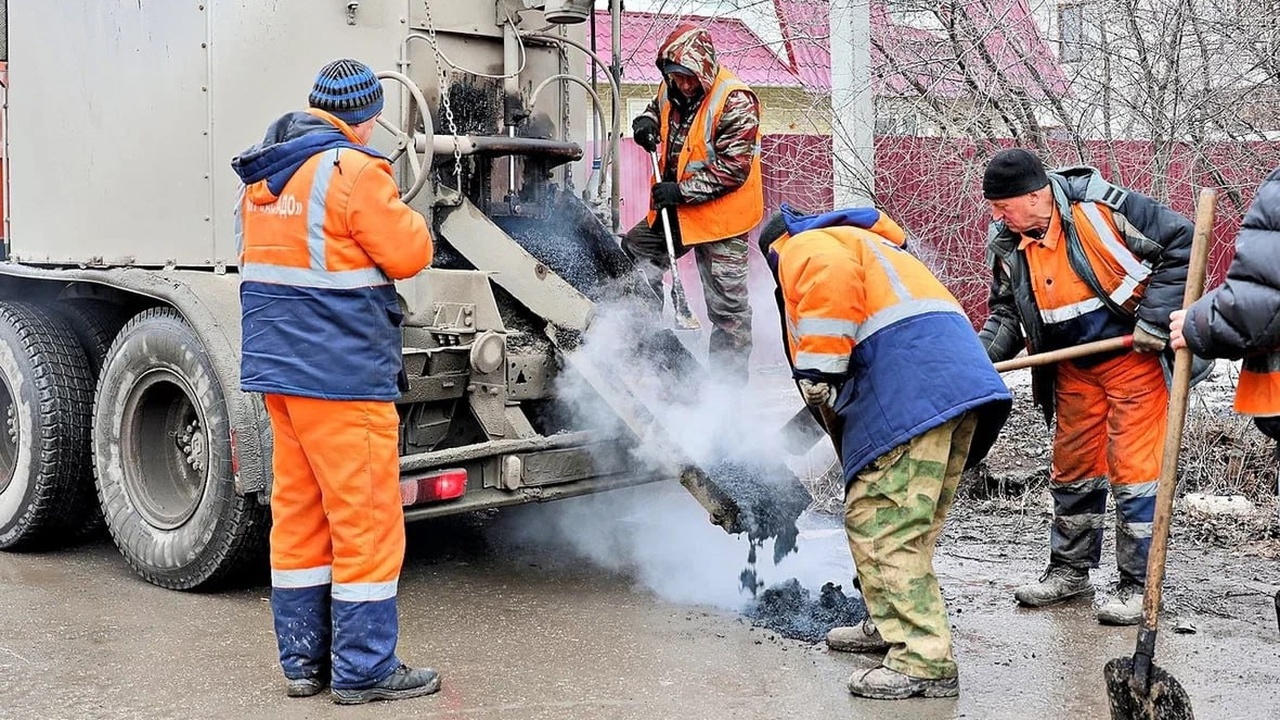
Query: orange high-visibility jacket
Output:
[[763, 205, 1011, 481], [232, 109, 432, 401], [645, 66, 764, 244]]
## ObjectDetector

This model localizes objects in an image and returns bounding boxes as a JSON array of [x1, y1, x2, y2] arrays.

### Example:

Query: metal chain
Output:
[[422, 0, 462, 195], [558, 24, 573, 192]]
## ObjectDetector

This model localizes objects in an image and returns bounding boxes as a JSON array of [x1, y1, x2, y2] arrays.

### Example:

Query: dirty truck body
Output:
[[0, 1, 695, 590]]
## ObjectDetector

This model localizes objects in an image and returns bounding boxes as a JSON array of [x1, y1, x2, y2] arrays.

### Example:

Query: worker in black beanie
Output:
[[976, 148, 1208, 627]]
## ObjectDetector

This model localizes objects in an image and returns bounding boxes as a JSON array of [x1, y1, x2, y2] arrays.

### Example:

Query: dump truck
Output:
[[0, 0, 778, 591]]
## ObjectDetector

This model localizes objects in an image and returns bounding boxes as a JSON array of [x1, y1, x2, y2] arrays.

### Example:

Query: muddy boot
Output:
[[1096, 580, 1144, 626], [331, 664, 441, 705], [1014, 564, 1094, 607], [847, 666, 959, 700], [826, 620, 890, 653], [285, 676, 328, 698]]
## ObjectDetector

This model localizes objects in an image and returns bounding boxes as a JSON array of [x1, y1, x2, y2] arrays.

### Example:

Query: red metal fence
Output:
[[598, 135, 1280, 368]]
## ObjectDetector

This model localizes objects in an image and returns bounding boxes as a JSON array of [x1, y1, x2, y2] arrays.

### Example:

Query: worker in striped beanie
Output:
[[308, 58, 385, 126]]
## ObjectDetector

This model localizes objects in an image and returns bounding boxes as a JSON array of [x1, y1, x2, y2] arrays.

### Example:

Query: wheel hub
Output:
[[120, 369, 210, 530], [0, 376, 17, 495]]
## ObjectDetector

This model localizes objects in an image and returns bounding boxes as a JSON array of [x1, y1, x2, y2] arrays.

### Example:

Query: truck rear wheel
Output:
[[0, 301, 94, 549], [94, 307, 267, 589], [53, 299, 132, 539]]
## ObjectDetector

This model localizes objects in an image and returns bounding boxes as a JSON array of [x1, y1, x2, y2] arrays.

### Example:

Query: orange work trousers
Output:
[[265, 393, 406, 690], [1049, 351, 1166, 583]]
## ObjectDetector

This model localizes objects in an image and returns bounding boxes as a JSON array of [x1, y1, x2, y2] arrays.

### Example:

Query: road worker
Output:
[[1171, 167, 1280, 444], [231, 58, 440, 705], [759, 204, 1012, 700], [977, 148, 1208, 625], [626, 24, 764, 386]]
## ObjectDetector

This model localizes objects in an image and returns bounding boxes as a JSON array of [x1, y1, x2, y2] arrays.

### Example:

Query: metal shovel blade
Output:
[[1103, 657, 1195, 720]]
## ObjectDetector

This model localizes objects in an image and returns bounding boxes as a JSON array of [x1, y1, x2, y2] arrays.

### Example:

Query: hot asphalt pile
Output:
[[703, 460, 869, 643], [742, 579, 868, 643]]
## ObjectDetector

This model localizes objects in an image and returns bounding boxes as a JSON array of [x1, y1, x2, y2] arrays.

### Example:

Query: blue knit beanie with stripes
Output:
[[308, 58, 384, 126]]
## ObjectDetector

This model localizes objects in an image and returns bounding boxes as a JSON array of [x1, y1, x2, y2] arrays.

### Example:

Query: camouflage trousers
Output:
[[621, 219, 752, 385], [844, 412, 978, 680]]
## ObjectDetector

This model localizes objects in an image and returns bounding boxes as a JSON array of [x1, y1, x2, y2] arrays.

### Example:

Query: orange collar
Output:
[[1017, 205, 1062, 251]]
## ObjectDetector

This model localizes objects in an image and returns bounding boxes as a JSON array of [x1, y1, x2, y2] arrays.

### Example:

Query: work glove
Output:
[[632, 116, 660, 152], [652, 181, 683, 211], [1132, 323, 1168, 354], [797, 379, 833, 407]]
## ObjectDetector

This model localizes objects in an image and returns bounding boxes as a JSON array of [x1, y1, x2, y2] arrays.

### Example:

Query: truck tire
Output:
[[53, 299, 132, 540], [0, 301, 94, 549], [93, 307, 267, 590]]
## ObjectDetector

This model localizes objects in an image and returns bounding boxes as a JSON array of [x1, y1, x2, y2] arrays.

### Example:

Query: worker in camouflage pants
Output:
[[627, 23, 764, 386], [845, 414, 977, 683], [759, 204, 1010, 700]]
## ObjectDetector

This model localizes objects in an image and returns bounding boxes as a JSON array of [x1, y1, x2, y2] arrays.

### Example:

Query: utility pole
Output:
[[829, 0, 874, 206]]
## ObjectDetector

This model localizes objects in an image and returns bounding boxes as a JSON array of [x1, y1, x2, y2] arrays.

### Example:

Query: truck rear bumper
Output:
[[397, 430, 665, 520]]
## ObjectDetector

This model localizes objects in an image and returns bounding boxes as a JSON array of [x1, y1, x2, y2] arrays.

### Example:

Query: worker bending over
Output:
[[759, 204, 1011, 700]]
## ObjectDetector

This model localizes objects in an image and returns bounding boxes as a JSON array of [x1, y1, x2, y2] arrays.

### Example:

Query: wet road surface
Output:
[[1, 480, 1277, 720]]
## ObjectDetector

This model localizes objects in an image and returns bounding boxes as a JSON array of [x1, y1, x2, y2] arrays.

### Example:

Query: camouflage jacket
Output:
[[640, 25, 760, 205]]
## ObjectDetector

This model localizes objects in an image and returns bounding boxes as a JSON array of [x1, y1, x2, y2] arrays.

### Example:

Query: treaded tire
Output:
[[94, 307, 267, 590], [0, 301, 94, 549], [53, 299, 132, 540]]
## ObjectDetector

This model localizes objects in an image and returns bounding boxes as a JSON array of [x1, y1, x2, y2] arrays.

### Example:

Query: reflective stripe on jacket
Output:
[[646, 66, 764, 244], [232, 109, 433, 401], [765, 205, 1012, 482], [979, 165, 1204, 423], [1019, 201, 1150, 353]]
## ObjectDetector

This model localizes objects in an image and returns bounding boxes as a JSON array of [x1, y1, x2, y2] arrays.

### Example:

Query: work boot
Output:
[[1014, 564, 1094, 607], [331, 664, 441, 705], [847, 666, 959, 700], [1096, 580, 1144, 626], [826, 620, 890, 654], [285, 676, 328, 698]]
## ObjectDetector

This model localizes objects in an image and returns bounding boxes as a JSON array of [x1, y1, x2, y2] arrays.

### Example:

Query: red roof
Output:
[[596, 1, 1069, 99], [593, 10, 801, 87]]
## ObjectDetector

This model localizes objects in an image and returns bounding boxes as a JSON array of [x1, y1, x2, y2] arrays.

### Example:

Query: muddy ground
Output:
[[1, 363, 1278, 720]]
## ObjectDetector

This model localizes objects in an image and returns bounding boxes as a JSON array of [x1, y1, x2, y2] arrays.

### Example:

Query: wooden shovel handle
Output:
[[993, 335, 1134, 373], [1142, 188, 1216, 633]]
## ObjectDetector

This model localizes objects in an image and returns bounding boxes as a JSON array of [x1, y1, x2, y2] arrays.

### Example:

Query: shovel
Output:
[[1102, 187, 1216, 720], [778, 335, 1136, 456], [648, 151, 701, 331]]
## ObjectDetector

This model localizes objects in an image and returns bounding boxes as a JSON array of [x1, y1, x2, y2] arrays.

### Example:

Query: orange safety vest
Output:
[[1235, 353, 1280, 416], [646, 67, 764, 245], [1019, 202, 1152, 327], [771, 217, 964, 376]]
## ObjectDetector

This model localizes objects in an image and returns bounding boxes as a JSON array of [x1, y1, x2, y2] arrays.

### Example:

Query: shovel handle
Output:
[[648, 152, 681, 263], [1140, 188, 1216, 638], [993, 335, 1134, 372]]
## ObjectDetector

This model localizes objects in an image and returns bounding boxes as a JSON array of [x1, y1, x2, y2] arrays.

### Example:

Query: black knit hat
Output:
[[983, 148, 1050, 200], [308, 59, 384, 126]]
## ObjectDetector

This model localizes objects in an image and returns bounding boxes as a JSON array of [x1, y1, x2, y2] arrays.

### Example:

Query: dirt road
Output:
[[1, 477, 1277, 720]]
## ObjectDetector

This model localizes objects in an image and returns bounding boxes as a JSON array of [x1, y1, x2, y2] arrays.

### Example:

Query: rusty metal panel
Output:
[[6, 0, 214, 265]]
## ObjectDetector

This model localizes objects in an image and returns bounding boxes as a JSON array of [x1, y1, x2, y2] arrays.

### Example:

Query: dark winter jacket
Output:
[[1183, 167, 1280, 436], [1183, 168, 1280, 358], [978, 166, 1209, 422]]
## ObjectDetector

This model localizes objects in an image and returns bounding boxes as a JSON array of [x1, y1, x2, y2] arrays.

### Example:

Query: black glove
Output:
[[652, 181, 682, 210], [632, 116, 660, 152]]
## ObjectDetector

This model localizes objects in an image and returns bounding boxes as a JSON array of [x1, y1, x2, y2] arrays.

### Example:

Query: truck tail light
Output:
[[400, 469, 468, 506]]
